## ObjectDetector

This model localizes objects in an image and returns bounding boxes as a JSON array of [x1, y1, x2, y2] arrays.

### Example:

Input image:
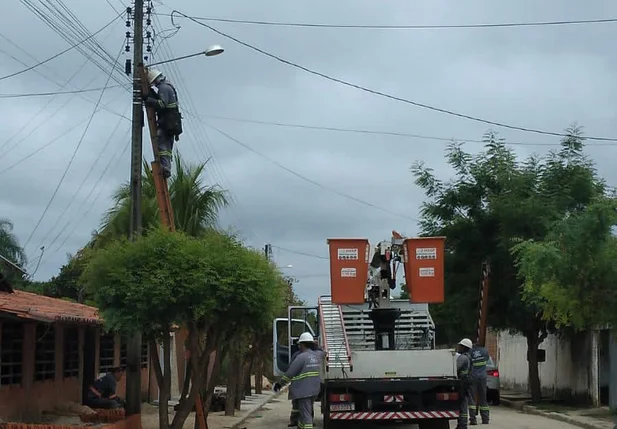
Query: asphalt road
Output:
[[243, 397, 582, 429]]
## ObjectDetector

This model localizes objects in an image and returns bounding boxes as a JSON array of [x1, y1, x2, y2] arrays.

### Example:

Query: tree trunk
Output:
[[180, 357, 192, 402], [244, 358, 253, 398], [225, 351, 239, 416], [235, 356, 245, 409], [150, 339, 168, 429], [526, 331, 542, 402], [159, 333, 172, 429], [254, 359, 263, 394]]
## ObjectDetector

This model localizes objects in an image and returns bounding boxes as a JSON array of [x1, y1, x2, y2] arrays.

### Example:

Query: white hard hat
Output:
[[298, 332, 314, 344], [458, 338, 473, 349], [146, 68, 163, 85]]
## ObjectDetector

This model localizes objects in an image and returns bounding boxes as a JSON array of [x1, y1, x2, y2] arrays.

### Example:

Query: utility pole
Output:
[[126, 0, 144, 417]]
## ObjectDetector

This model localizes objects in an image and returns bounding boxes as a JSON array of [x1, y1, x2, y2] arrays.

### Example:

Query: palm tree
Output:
[[0, 218, 27, 268], [97, 153, 229, 244]]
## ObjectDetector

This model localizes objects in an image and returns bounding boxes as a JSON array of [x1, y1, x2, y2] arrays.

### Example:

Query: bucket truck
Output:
[[272, 233, 461, 429]]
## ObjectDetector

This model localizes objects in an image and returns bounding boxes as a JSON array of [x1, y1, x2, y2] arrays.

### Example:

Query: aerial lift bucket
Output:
[[327, 238, 370, 304], [402, 237, 446, 304]]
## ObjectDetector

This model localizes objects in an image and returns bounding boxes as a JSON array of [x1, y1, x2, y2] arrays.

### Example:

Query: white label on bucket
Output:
[[415, 247, 437, 260], [419, 267, 435, 277], [338, 248, 359, 260], [341, 268, 356, 277]]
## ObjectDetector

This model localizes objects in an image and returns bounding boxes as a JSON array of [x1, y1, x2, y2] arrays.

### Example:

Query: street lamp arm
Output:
[[147, 45, 224, 67], [148, 51, 204, 66]]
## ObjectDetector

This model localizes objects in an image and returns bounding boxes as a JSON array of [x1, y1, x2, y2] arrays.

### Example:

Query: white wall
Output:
[[497, 331, 593, 402]]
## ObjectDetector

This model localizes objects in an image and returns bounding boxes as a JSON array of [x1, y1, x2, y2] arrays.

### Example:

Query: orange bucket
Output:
[[327, 238, 370, 304], [403, 237, 446, 303]]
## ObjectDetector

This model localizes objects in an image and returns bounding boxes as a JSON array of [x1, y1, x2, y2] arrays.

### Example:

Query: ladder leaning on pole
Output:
[[140, 65, 206, 429]]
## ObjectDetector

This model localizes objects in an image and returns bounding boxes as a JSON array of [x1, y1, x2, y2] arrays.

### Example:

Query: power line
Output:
[[204, 122, 419, 222], [0, 84, 127, 98], [177, 11, 617, 143], [24, 44, 124, 249], [165, 12, 617, 30], [272, 245, 329, 260], [202, 114, 617, 147], [0, 13, 120, 81], [34, 110, 129, 252]]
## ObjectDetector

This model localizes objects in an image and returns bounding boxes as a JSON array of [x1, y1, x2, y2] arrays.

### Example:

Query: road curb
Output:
[[228, 390, 285, 429], [501, 398, 608, 429]]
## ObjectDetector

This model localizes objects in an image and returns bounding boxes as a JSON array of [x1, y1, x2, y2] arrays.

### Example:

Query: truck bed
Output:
[[325, 348, 457, 380]]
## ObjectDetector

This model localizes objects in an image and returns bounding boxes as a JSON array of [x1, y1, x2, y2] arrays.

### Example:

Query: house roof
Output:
[[0, 290, 102, 325]]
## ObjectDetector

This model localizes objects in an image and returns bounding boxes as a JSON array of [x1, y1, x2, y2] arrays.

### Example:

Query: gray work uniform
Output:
[[469, 345, 490, 424], [289, 350, 301, 426], [149, 79, 179, 178], [456, 352, 472, 429], [280, 349, 325, 429]]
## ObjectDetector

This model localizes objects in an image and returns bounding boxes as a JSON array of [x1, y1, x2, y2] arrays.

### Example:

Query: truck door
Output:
[[288, 306, 319, 360], [272, 306, 318, 376]]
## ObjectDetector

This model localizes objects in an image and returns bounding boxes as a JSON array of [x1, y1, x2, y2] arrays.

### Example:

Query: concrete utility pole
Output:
[[126, 0, 144, 416]]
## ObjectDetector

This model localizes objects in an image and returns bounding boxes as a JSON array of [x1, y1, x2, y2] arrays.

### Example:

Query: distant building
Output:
[[0, 287, 151, 421]]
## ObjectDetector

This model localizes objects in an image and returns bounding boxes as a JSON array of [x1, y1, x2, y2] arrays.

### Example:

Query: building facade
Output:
[[0, 288, 151, 421]]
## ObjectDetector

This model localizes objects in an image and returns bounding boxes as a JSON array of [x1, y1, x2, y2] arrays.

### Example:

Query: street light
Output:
[[148, 45, 225, 66]]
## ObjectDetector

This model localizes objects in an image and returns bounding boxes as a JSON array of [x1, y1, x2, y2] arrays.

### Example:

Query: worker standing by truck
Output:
[[274, 333, 324, 429], [469, 342, 490, 425], [456, 338, 473, 429], [142, 68, 183, 179]]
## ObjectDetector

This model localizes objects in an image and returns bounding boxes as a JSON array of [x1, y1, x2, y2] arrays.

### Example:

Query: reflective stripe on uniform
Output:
[[473, 361, 487, 366], [292, 371, 319, 381]]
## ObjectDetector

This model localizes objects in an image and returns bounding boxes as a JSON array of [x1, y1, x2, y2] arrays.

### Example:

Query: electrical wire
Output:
[[176, 11, 617, 142], [0, 13, 119, 81], [40, 130, 131, 266], [272, 245, 329, 260], [165, 12, 617, 30], [34, 109, 129, 253], [20, 0, 129, 87], [199, 114, 617, 147], [0, 30, 130, 122], [0, 85, 127, 98], [204, 122, 419, 222], [23, 44, 124, 249], [42, 128, 131, 261]]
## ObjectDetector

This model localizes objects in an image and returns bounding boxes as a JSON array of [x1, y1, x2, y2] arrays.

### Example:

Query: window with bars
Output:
[[140, 340, 149, 369], [0, 322, 24, 386], [35, 324, 56, 381], [63, 327, 79, 378], [120, 337, 127, 367], [99, 333, 115, 373]]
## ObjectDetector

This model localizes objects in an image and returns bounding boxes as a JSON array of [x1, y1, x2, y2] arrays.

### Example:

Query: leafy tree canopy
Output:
[[412, 128, 605, 343], [513, 196, 617, 330]]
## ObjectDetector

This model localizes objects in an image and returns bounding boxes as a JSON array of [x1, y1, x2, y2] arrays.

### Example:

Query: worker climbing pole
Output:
[[139, 64, 207, 429]]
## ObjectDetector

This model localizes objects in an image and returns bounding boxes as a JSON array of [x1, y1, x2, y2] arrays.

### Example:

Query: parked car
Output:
[[486, 356, 500, 405]]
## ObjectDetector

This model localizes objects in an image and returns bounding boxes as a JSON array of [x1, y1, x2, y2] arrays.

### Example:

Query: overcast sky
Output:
[[1, 0, 616, 304]]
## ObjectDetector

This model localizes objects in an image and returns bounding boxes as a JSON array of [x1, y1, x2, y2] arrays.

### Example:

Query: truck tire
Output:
[[419, 420, 450, 429]]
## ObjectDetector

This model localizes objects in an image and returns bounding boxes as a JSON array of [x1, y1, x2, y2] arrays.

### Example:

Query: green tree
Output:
[[411, 128, 604, 400], [513, 197, 617, 329], [398, 283, 409, 299], [0, 218, 26, 274], [97, 153, 229, 244], [81, 228, 284, 429]]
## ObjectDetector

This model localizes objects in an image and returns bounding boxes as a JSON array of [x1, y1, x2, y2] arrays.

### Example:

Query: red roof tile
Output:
[[0, 290, 102, 325]]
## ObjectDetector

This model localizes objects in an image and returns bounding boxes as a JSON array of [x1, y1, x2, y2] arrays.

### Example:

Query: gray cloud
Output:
[[1, 0, 616, 304]]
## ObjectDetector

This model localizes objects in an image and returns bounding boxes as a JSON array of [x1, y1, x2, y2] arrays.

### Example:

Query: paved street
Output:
[[243, 398, 583, 429]]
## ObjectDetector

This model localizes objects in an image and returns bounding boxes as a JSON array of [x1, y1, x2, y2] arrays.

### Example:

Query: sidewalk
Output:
[[500, 390, 615, 429], [142, 389, 282, 429]]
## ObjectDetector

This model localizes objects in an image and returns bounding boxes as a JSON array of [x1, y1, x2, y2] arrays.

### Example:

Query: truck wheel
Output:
[[418, 420, 450, 429]]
